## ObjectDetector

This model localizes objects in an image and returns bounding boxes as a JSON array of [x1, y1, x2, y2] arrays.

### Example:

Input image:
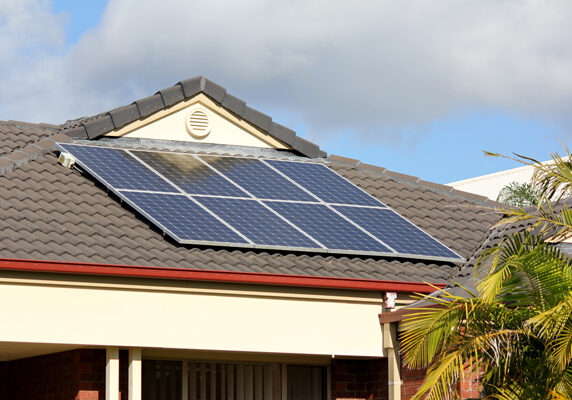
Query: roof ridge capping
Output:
[[327, 154, 504, 207], [61, 76, 326, 158]]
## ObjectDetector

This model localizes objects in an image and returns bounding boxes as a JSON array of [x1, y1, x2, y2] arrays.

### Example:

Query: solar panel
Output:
[[59, 144, 177, 192], [121, 192, 250, 245], [264, 201, 392, 254], [195, 197, 321, 249], [266, 160, 383, 206], [200, 156, 315, 201], [56, 143, 463, 262], [131, 151, 250, 198], [334, 206, 459, 259]]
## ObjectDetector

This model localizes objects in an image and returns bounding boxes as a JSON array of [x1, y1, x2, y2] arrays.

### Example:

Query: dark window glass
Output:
[[287, 365, 327, 400]]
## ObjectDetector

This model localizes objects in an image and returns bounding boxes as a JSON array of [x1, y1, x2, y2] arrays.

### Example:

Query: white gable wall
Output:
[[106, 94, 289, 150]]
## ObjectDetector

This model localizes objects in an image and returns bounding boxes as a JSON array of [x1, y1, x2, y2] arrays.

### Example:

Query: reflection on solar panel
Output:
[[132, 151, 249, 197], [57, 143, 463, 262]]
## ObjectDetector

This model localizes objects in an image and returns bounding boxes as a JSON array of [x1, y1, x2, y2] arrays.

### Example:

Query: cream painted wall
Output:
[[0, 280, 384, 357], [123, 103, 274, 148]]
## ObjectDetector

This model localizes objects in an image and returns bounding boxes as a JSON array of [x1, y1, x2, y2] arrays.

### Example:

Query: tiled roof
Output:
[[60, 76, 326, 158], [0, 120, 58, 158], [0, 120, 501, 284]]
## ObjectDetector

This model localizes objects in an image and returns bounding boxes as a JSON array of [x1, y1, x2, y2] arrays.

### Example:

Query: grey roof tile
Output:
[[243, 106, 272, 132], [221, 93, 247, 117], [0, 120, 58, 156], [269, 122, 296, 144], [177, 76, 203, 98], [83, 115, 115, 139], [293, 136, 325, 158], [328, 155, 360, 166], [4, 150, 29, 166], [109, 104, 140, 129], [0, 159, 12, 175], [158, 86, 185, 108], [202, 78, 226, 103], [382, 169, 420, 183], [134, 94, 165, 118], [64, 125, 88, 139]]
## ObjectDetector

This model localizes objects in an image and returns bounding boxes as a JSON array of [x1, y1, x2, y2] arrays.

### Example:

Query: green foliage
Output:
[[401, 145, 572, 400], [497, 182, 539, 207]]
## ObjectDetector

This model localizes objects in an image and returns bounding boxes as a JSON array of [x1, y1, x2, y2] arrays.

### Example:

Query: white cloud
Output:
[[1, 0, 572, 142]]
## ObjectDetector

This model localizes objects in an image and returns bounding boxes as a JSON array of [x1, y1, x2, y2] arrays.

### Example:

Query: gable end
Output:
[[61, 76, 326, 158]]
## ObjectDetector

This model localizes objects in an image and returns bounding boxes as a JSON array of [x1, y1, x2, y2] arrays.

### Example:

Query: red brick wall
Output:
[[0, 348, 129, 400], [331, 358, 388, 400], [458, 369, 481, 399], [401, 367, 426, 400]]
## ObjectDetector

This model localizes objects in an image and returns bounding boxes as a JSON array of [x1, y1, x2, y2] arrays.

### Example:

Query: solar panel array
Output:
[[57, 143, 463, 262]]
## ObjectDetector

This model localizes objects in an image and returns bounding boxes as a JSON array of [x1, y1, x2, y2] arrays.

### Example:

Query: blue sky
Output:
[[2, 0, 570, 184]]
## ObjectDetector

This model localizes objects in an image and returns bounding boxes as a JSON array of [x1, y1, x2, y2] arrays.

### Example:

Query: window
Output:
[[142, 360, 327, 400]]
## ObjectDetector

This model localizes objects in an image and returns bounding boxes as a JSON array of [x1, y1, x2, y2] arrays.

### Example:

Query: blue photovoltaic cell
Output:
[[59, 144, 176, 192], [195, 197, 320, 248], [334, 206, 461, 259], [200, 156, 315, 201], [266, 160, 383, 206], [120, 192, 249, 244], [131, 151, 250, 198], [264, 201, 392, 253]]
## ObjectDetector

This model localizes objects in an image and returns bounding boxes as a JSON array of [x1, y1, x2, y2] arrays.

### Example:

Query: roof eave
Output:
[[0, 258, 443, 293]]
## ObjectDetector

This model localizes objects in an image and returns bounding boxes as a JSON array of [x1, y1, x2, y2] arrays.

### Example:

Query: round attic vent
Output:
[[185, 108, 211, 138]]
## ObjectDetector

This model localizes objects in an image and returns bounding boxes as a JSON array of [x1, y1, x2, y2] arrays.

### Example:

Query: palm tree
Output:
[[400, 146, 572, 400]]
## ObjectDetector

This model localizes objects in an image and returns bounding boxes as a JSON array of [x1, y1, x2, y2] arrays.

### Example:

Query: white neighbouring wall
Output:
[[0, 275, 384, 358], [448, 160, 553, 201]]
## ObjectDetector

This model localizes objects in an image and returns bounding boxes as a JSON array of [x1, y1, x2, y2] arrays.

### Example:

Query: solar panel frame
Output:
[[56, 143, 464, 262]]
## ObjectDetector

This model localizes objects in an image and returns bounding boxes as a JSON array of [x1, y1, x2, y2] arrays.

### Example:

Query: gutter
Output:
[[0, 258, 443, 293]]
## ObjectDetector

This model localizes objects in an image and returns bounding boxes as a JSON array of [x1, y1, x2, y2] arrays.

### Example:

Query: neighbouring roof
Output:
[[0, 78, 502, 285]]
